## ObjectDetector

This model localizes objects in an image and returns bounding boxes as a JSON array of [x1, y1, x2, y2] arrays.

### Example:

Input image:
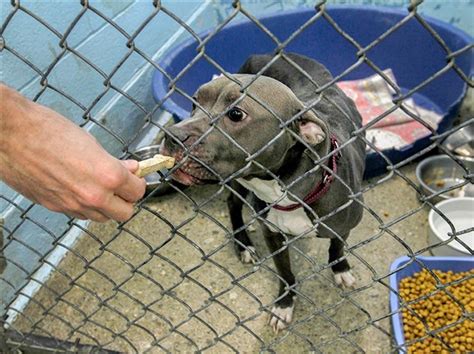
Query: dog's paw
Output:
[[240, 246, 258, 264], [334, 270, 356, 288], [268, 304, 294, 334]]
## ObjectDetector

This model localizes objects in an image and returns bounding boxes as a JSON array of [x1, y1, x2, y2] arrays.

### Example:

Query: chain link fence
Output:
[[1, 0, 473, 353]]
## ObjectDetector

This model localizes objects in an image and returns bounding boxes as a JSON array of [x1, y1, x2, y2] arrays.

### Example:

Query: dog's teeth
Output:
[[240, 246, 257, 264], [269, 304, 294, 333], [334, 271, 356, 288]]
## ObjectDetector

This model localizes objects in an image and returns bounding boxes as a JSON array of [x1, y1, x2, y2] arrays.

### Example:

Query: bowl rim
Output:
[[415, 154, 474, 199], [132, 144, 162, 155], [152, 6, 473, 121], [442, 121, 474, 148], [428, 197, 474, 254]]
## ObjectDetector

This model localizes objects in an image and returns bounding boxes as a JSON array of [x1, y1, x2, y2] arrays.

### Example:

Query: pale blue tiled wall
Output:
[[0, 0, 213, 316], [0, 0, 472, 316]]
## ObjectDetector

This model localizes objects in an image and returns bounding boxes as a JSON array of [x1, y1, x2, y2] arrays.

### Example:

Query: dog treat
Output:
[[399, 269, 473, 353], [135, 154, 175, 178]]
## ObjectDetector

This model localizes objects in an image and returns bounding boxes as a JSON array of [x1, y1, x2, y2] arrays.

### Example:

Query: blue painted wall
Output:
[[1, 0, 472, 316]]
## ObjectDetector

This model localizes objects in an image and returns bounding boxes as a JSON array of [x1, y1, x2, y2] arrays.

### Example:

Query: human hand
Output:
[[0, 85, 146, 222]]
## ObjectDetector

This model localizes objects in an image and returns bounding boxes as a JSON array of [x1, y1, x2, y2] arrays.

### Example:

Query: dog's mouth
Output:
[[160, 143, 216, 186], [172, 168, 205, 186]]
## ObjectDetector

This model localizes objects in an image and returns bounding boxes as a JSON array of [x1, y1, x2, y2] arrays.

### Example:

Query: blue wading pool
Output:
[[152, 6, 473, 178], [389, 256, 473, 353]]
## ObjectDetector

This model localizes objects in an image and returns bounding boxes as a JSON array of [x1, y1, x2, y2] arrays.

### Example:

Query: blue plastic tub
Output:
[[389, 256, 474, 353], [152, 6, 473, 178]]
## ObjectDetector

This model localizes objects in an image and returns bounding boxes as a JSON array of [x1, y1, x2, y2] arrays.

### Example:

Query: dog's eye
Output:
[[227, 108, 246, 122]]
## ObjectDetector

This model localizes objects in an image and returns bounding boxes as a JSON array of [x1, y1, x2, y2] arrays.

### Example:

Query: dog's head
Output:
[[161, 74, 329, 185]]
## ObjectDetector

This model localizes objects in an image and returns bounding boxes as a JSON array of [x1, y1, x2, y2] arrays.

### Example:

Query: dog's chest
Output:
[[236, 178, 317, 236]]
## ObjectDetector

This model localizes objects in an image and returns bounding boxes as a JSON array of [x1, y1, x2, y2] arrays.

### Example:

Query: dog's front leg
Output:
[[227, 181, 257, 264], [329, 236, 356, 288], [263, 226, 296, 333]]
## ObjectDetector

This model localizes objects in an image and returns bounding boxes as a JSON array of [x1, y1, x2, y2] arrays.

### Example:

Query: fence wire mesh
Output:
[[1, 0, 473, 353]]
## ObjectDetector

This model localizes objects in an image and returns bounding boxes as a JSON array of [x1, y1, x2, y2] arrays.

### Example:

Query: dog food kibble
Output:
[[399, 269, 474, 353]]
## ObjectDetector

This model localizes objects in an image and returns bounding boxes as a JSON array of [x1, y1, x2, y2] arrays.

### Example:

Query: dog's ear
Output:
[[296, 109, 328, 146]]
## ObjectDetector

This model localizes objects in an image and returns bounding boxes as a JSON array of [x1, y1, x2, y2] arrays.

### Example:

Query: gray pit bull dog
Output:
[[160, 53, 366, 333]]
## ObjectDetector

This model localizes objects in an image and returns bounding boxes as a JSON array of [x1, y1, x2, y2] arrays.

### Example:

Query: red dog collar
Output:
[[273, 136, 341, 212]]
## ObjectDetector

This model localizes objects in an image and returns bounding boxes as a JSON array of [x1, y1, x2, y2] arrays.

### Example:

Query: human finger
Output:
[[115, 168, 146, 203], [100, 195, 135, 222]]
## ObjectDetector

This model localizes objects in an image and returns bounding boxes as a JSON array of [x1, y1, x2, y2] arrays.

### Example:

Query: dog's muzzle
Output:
[[160, 137, 217, 186]]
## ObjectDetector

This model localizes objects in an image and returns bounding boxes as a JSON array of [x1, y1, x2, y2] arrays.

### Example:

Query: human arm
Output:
[[0, 84, 146, 222]]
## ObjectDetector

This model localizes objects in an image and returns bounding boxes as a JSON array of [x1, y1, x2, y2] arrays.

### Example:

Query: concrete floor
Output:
[[12, 165, 431, 353]]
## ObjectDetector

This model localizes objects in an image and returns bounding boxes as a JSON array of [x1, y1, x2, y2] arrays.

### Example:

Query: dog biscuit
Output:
[[135, 154, 175, 177]]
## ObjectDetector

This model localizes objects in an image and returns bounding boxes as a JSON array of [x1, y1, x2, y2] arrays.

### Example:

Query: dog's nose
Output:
[[163, 126, 193, 154], [168, 126, 191, 144]]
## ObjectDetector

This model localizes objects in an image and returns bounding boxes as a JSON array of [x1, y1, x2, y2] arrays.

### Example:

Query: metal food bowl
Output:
[[442, 122, 474, 157], [130, 145, 163, 192], [428, 197, 474, 256], [416, 155, 474, 204]]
